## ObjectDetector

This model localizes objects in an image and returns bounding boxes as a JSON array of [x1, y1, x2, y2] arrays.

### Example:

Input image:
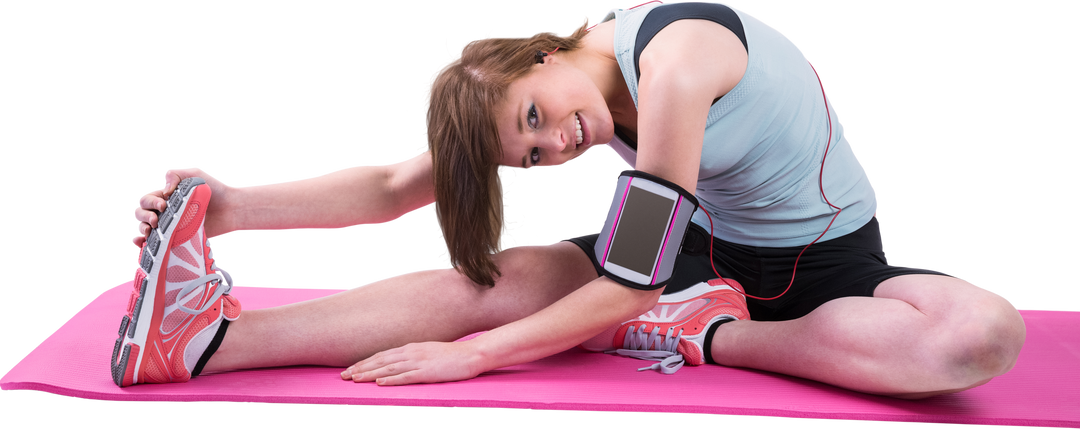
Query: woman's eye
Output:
[[530, 147, 540, 165], [527, 104, 539, 129]]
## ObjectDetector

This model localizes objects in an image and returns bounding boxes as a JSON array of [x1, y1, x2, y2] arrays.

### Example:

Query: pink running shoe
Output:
[[589, 278, 749, 374], [111, 177, 240, 387]]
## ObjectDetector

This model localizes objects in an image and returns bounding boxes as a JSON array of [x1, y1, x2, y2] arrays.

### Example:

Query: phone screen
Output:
[[605, 185, 676, 277]]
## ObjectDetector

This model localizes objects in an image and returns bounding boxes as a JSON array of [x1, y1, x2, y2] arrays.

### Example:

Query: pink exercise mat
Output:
[[4, 283, 1079, 427]]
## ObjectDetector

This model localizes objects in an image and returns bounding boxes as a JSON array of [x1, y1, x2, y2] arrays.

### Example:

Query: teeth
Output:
[[575, 114, 583, 145]]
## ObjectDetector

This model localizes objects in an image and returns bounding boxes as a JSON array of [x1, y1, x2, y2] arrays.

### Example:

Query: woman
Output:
[[124, 2, 1024, 398]]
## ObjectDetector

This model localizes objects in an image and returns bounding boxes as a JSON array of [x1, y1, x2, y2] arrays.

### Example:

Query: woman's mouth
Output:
[[575, 113, 589, 149]]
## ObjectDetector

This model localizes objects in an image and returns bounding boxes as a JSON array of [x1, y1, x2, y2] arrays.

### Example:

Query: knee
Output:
[[980, 296, 1028, 371], [441, 244, 594, 327], [893, 296, 1024, 400], [492, 244, 591, 282], [937, 294, 1026, 388]]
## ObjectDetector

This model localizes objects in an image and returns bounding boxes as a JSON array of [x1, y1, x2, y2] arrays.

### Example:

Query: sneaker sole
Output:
[[111, 177, 206, 387]]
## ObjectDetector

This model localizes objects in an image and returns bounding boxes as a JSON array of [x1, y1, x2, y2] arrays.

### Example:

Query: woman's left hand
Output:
[[341, 341, 485, 386]]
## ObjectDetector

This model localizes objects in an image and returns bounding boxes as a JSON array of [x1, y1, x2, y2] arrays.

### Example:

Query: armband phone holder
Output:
[[594, 170, 699, 290]]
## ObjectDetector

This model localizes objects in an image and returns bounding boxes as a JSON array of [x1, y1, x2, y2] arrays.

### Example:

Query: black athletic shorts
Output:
[[567, 217, 947, 321]]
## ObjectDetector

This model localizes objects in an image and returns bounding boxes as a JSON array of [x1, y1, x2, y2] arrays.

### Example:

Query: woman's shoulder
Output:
[[637, 19, 747, 102]]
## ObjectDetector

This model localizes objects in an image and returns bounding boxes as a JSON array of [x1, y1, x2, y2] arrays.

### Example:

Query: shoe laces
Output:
[[609, 324, 687, 375], [175, 241, 232, 315]]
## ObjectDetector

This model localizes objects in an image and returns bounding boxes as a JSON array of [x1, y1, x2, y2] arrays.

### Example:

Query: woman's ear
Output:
[[534, 47, 560, 64]]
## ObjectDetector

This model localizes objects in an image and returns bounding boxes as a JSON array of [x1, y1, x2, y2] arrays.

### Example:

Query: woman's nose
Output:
[[542, 128, 567, 152]]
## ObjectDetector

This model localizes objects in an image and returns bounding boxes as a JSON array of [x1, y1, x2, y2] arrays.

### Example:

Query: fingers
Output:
[[133, 235, 146, 248], [135, 168, 201, 247], [141, 168, 205, 218], [338, 342, 481, 387], [350, 364, 419, 386], [341, 350, 413, 385], [341, 348, 400, 379], [162, 170, 184, 198], [133, 222, 153, 247], [161, 168, 205, 198], [135, 192, 166, 246], [366, 370, 420, 386], [138, 193, 167, 218]]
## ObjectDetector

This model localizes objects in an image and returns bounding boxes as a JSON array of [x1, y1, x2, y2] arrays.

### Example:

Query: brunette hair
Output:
[[427, 23, 589, 287]]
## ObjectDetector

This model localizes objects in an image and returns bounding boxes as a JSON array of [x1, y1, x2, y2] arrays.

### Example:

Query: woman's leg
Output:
[[708, 274, 1026, 399], [201, 241, 598, 372]]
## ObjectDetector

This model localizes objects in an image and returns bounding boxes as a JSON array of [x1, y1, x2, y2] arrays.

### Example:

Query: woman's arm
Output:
[[344, 275, 662, 385], [134, 151, 434, 245], [473, 276, 663, 374], [231, 149, 434, 232], [634, 18, 747, 192]]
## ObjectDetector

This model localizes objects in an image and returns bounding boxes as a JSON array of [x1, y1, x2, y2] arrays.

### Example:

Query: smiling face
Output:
[[496, 59, 614, 168]]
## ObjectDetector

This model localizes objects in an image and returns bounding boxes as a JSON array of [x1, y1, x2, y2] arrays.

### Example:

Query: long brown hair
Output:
[[427, 23, 589, 287]]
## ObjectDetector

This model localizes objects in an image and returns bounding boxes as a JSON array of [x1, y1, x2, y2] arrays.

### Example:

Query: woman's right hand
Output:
[[134, 168, 231, 247]]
